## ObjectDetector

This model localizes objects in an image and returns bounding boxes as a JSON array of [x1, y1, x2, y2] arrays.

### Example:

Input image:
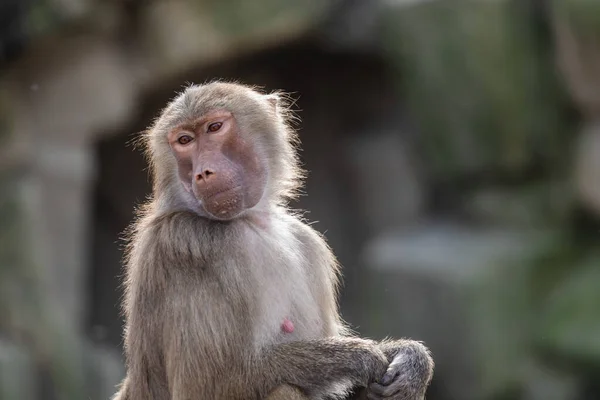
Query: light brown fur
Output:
[[113, 81, 433, 400]]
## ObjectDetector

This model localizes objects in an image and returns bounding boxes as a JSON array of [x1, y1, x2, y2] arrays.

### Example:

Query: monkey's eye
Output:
[[207, 122, 223, 133], [177, 135, 194, 145]]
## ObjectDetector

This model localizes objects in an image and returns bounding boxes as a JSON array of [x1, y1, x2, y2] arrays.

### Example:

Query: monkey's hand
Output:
[[366, 340, 434, 400]]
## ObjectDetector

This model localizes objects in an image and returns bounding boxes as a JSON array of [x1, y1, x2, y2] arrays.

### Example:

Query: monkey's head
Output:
[[145, 82, 302, 221]]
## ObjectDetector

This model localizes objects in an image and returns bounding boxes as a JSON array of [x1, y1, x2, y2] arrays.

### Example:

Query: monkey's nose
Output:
[[195, 169, 215, 182]]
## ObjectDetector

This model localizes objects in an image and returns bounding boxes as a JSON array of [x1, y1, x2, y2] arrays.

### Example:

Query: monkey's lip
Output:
[[203, 185, 243, 201], [201, 185, 244, 219]]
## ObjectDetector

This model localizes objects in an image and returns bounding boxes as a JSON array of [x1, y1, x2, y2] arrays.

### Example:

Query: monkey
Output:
[[112, 81, 434, 400]]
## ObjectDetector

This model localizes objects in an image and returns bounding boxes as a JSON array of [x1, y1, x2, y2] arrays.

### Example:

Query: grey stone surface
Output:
[[24, 143, 97, 334]]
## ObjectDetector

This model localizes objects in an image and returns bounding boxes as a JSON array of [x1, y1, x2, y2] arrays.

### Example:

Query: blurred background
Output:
[[0, 0, 599, 399]]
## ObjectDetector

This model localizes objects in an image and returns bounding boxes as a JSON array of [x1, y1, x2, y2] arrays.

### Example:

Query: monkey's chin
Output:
[[200, 187, 246, 221]]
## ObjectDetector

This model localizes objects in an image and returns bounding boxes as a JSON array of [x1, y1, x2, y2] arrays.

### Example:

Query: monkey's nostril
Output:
[[196, 170, 215, 182]]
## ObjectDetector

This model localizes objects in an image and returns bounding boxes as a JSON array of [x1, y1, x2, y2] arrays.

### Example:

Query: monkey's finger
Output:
[[366, 387, 407, 400], [366, 388, 391, 400], [366, 392, 384, 400], [367, 394, 412, 400], [380, 368, 400, 386], [369, 382, 393, 396], [369, 381, 405, 398]]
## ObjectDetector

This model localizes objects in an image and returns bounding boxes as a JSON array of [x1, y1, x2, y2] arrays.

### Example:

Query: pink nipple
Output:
[[281, 318, 294, 334]]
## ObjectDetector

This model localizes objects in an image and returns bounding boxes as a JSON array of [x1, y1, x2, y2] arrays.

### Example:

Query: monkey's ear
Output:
[[264, 93, 280, 112]]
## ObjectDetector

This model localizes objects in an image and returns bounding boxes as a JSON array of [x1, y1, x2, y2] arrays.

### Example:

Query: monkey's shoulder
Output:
[[279, 212, 339, 273], [265, 211, 341, 296], [273, 212, 333, 252]]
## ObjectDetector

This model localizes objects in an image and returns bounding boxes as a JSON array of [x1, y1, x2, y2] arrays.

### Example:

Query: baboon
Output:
[[113, 81, 433, 400]]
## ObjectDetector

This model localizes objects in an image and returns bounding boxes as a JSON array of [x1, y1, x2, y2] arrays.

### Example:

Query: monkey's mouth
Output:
[[200, 185, 244, 220]]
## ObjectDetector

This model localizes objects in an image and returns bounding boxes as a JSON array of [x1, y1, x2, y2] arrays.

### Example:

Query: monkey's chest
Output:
[[251, 262, 323, 347], [241, 221, 325, 348]]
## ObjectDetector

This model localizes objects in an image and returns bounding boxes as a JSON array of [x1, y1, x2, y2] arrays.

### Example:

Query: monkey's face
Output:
[[167, 109, 268, 220]]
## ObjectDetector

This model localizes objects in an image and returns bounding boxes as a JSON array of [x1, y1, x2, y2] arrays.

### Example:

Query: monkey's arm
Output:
[[291, 220, 434, 399], [265, 385, 309, 400], [111, 377, 129, 400], [263, 337, 389, 399]]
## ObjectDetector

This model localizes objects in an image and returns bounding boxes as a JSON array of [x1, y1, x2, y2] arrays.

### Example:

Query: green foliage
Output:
[[381, 0, 570, 180], [553, 0, 600, 35], [0, 97, 19, 328], [537, 254, 600, 366], [25, 0, 62, 37], [201, 0, 331, 37], [470, 233, 600, 398], [468, 232, 557, 397]]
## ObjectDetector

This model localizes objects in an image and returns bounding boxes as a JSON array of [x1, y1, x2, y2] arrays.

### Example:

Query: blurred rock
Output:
[[360, 223, 557, 400], [141, 0, 335, 76], [9, 37, 138, 144], [318, 0, 384, 53], [0, 339, 36, 400], [345, 132, 424, 233], [574, 122, 600, 216], [51, 0, 91, 20], [1, 93, 98, 399], [27, 143, 97, 334]]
